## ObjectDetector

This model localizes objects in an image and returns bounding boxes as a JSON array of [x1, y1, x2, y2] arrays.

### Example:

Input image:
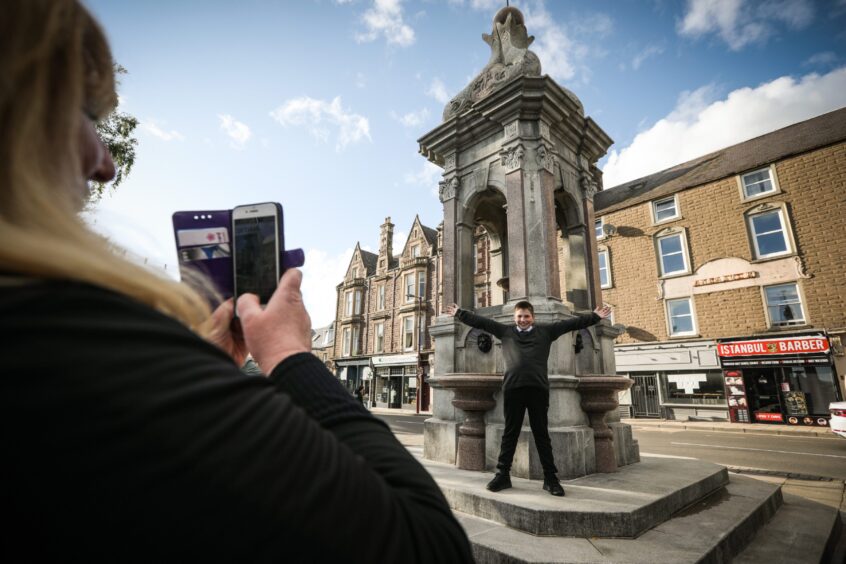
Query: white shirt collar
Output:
[[517, 326, 534, 333]]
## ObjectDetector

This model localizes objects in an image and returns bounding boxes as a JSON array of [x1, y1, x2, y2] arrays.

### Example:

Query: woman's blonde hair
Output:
[[0, 0, 212, 332]]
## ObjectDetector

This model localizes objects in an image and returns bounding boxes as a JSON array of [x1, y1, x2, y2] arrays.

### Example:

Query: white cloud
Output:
[[218, 114, 251, 149], [678, 0, 814, 51], [141, 120, 184, 142], [269, 96, 371, 151], [301, 247, 353, 328], [426, 78, 450, 104], [355, 72, 366, 88], [803, 51, 838, 68], [355, 0, 416, 47], [602, 66, 846, 188], [404, 160, 443, 198], [392, 108, 430, 128], [631, 44, 664, 70]]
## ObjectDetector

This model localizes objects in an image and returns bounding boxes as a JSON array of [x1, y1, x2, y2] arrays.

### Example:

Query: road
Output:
[[374, 412, 846, 480]]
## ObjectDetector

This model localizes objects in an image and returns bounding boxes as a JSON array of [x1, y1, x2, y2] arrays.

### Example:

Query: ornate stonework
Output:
[[443, 7, 541, 121], [540, 121, 550, 141], [439, 176, 461, 203], [536, 143, 554, 174], [444, 153, 456, 171], [505, 121, 519, 140], [580, 172, 598, 199], [500, 144, 524, 172]]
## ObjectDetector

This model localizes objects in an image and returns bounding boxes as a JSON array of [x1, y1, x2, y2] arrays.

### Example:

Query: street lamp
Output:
[[406, 293, 424, 414]]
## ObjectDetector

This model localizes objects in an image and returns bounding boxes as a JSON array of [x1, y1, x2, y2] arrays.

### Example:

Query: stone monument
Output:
[[419, 6, 638, 480]]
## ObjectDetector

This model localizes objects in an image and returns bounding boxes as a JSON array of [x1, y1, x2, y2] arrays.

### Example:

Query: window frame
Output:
[[404, 273, 415, 302], [665, 297, 697, 337], [351, 325, 360, 355], [597, 247, 612, 289], [375, 322, 385, 353], [344, 290, 354, 316], [738, 165, 779, 202], [762, 282, 807, 328], [746, 205, 793, 260], [594, 217, 605, 240], [651, 194, 680, 224], [402, 316, 415, 351], [342, 327, 351, 356], [377, 284, 385, 310], [655, 228, 691, 278]]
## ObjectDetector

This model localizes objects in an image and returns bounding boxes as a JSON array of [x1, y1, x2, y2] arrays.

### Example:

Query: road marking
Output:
[[640, 452, 697, 460], [670, 442, 846, 459]]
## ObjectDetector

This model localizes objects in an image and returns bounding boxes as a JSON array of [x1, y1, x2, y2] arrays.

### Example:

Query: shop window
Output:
[[662, 371, 725, 405], [764, 283, 805, 327], [375, 322, 384, 353], [740, 166, 777, 200], [598, 248, 611, 288], [652, 195, 679, 224], [779, 366, 839, 416], [747, 207, 791, 259], [666, 297, 696, 336], [655, 230, 690, 277]]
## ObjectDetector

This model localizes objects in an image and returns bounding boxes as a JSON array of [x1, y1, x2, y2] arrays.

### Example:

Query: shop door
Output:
[[631, 374, 661, 418], [389, 377, 402, 408], [743, 369, 783, 423]]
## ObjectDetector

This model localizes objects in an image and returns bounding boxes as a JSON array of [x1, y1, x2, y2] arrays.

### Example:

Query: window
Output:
[[418, 272, 425, 299], [375, 322, 384, 353], [667, 297, 696, 336], [594, 218, 604, 239], [377, 285, 385, 310], [353, 289, 362, 315], [403, 317, 415, 350], [351, 326, 360, 355], [324, 328, 334, 346], [764, 283, 805, 327], [741, 167, 776, 199], [748, 208, 790, 258], [598, 249, 611, 288], [344, 291, 354, 316], [350, 267, 358, 279], [657, 232, 688, 276], [405, 273, 415, 302], [473, 242, 479, 273], [411, 244, 420, 258], [653, 196, 679, 223], [342, 327, 351, 356], [662, 371, 725, 405]]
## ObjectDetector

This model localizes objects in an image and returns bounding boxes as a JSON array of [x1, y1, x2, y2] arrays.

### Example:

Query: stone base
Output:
[[610, 422, 640, 467], [486, 425, 595, 480], [424, 418, 459, 465]]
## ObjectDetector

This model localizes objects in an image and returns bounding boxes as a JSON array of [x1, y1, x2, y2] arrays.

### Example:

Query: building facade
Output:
[[594, 108, 846, 426], [330, 216, 446, 411]]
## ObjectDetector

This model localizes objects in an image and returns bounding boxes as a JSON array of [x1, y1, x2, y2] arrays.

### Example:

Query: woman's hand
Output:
[[206, 298, 248, 367], [237, 269, 312, 375]]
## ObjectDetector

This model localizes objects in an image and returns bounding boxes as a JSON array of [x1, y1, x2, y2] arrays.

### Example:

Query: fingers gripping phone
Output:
[[232, 202, 284, 305]]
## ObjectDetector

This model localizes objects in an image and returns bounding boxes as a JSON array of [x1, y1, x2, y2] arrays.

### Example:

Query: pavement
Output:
[[622, 417, 835, 438]]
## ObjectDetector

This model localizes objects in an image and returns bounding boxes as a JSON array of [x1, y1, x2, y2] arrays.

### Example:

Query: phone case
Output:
[[172, 209, 235, 300], [172, 205, 305, 304]]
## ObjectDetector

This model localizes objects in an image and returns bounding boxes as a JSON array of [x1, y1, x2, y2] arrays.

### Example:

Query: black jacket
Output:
[[0, 279, 472, 562]]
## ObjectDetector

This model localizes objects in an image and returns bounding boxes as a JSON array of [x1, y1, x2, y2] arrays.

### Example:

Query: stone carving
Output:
[[501, 144, 524, 172], [505, 121, 518, 139], [444, 154, 456, 171], [580, 172, 598, 199], [443, 7, 541, 121], [540, 121, 550, 141], [439, 176, 461, 203], [537, 143, 554, 173]]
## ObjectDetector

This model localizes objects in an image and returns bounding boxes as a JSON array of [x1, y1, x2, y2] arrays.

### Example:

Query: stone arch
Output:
[[553, 189, 590, 309], [459, 185, 510, 308]]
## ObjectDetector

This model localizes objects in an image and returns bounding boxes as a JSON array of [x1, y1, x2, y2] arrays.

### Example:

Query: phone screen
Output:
[[234, 215, 278, 303]]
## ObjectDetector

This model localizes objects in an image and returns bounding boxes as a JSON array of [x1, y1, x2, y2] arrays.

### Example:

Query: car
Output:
[[830, 401, 846, 439]]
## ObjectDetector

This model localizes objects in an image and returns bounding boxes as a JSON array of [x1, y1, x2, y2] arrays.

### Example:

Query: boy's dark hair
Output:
[[514, 300, 534, 315]]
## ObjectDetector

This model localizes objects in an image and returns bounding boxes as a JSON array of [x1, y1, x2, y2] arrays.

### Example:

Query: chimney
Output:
[[378, 216, 394, 272]]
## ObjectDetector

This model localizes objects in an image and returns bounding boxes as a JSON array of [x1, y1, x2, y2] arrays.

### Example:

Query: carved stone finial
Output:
[[443, 7, 541, 121]]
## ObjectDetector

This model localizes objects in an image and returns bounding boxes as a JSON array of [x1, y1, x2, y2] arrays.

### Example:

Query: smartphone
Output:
[[172, 209, 234, 301], [232, 202, 284, 304]]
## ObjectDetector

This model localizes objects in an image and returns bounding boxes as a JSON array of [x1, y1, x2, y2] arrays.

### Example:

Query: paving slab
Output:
[[421, 455, 728, 537]]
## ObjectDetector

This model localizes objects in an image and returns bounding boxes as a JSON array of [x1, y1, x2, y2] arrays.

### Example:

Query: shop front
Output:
[[371, 354, 419, 410], [717, 332, 842, 426], [335, 359, 370, 395]]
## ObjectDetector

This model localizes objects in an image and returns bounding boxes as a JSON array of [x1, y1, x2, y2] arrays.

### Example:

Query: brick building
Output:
[[594, 108, 846, 425]]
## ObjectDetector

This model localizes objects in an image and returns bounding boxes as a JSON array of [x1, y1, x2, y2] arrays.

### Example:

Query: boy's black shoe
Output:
[[486, 472, 512, 492], [543, 476, 565, 497]]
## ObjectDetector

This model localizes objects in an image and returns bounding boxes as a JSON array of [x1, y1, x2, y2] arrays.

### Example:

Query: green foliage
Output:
[[89, 64, 138, 203]]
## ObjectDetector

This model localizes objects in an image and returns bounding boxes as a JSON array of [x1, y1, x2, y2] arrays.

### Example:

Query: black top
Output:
[[455, 308, 600, 390], [0, 279, 472, 563]]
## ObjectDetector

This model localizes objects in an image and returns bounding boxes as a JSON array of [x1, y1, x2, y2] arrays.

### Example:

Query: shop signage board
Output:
[[717, 335, 829, 357], [723, 370, 750, 423]]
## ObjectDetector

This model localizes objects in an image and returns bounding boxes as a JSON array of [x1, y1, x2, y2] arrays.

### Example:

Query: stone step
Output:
[[421, 455, 730, 537], [455, 474, 784, 563]]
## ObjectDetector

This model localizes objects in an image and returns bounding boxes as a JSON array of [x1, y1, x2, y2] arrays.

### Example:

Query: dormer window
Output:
[[652, 195, 679, 224]]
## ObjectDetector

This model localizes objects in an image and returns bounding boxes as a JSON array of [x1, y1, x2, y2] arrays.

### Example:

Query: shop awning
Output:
[[371, 354, 418, 367]]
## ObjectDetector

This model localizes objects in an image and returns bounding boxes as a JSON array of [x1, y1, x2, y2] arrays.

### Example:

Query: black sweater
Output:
[[455, 308, 600, 390], [0, 279, 473, 563]]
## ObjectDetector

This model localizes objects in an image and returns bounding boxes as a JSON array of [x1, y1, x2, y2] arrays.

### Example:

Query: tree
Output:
[[89, 64, 138, 203]]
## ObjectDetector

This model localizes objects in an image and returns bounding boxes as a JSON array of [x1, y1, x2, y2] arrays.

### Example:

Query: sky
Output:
[[84, 0, 846, 328]]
